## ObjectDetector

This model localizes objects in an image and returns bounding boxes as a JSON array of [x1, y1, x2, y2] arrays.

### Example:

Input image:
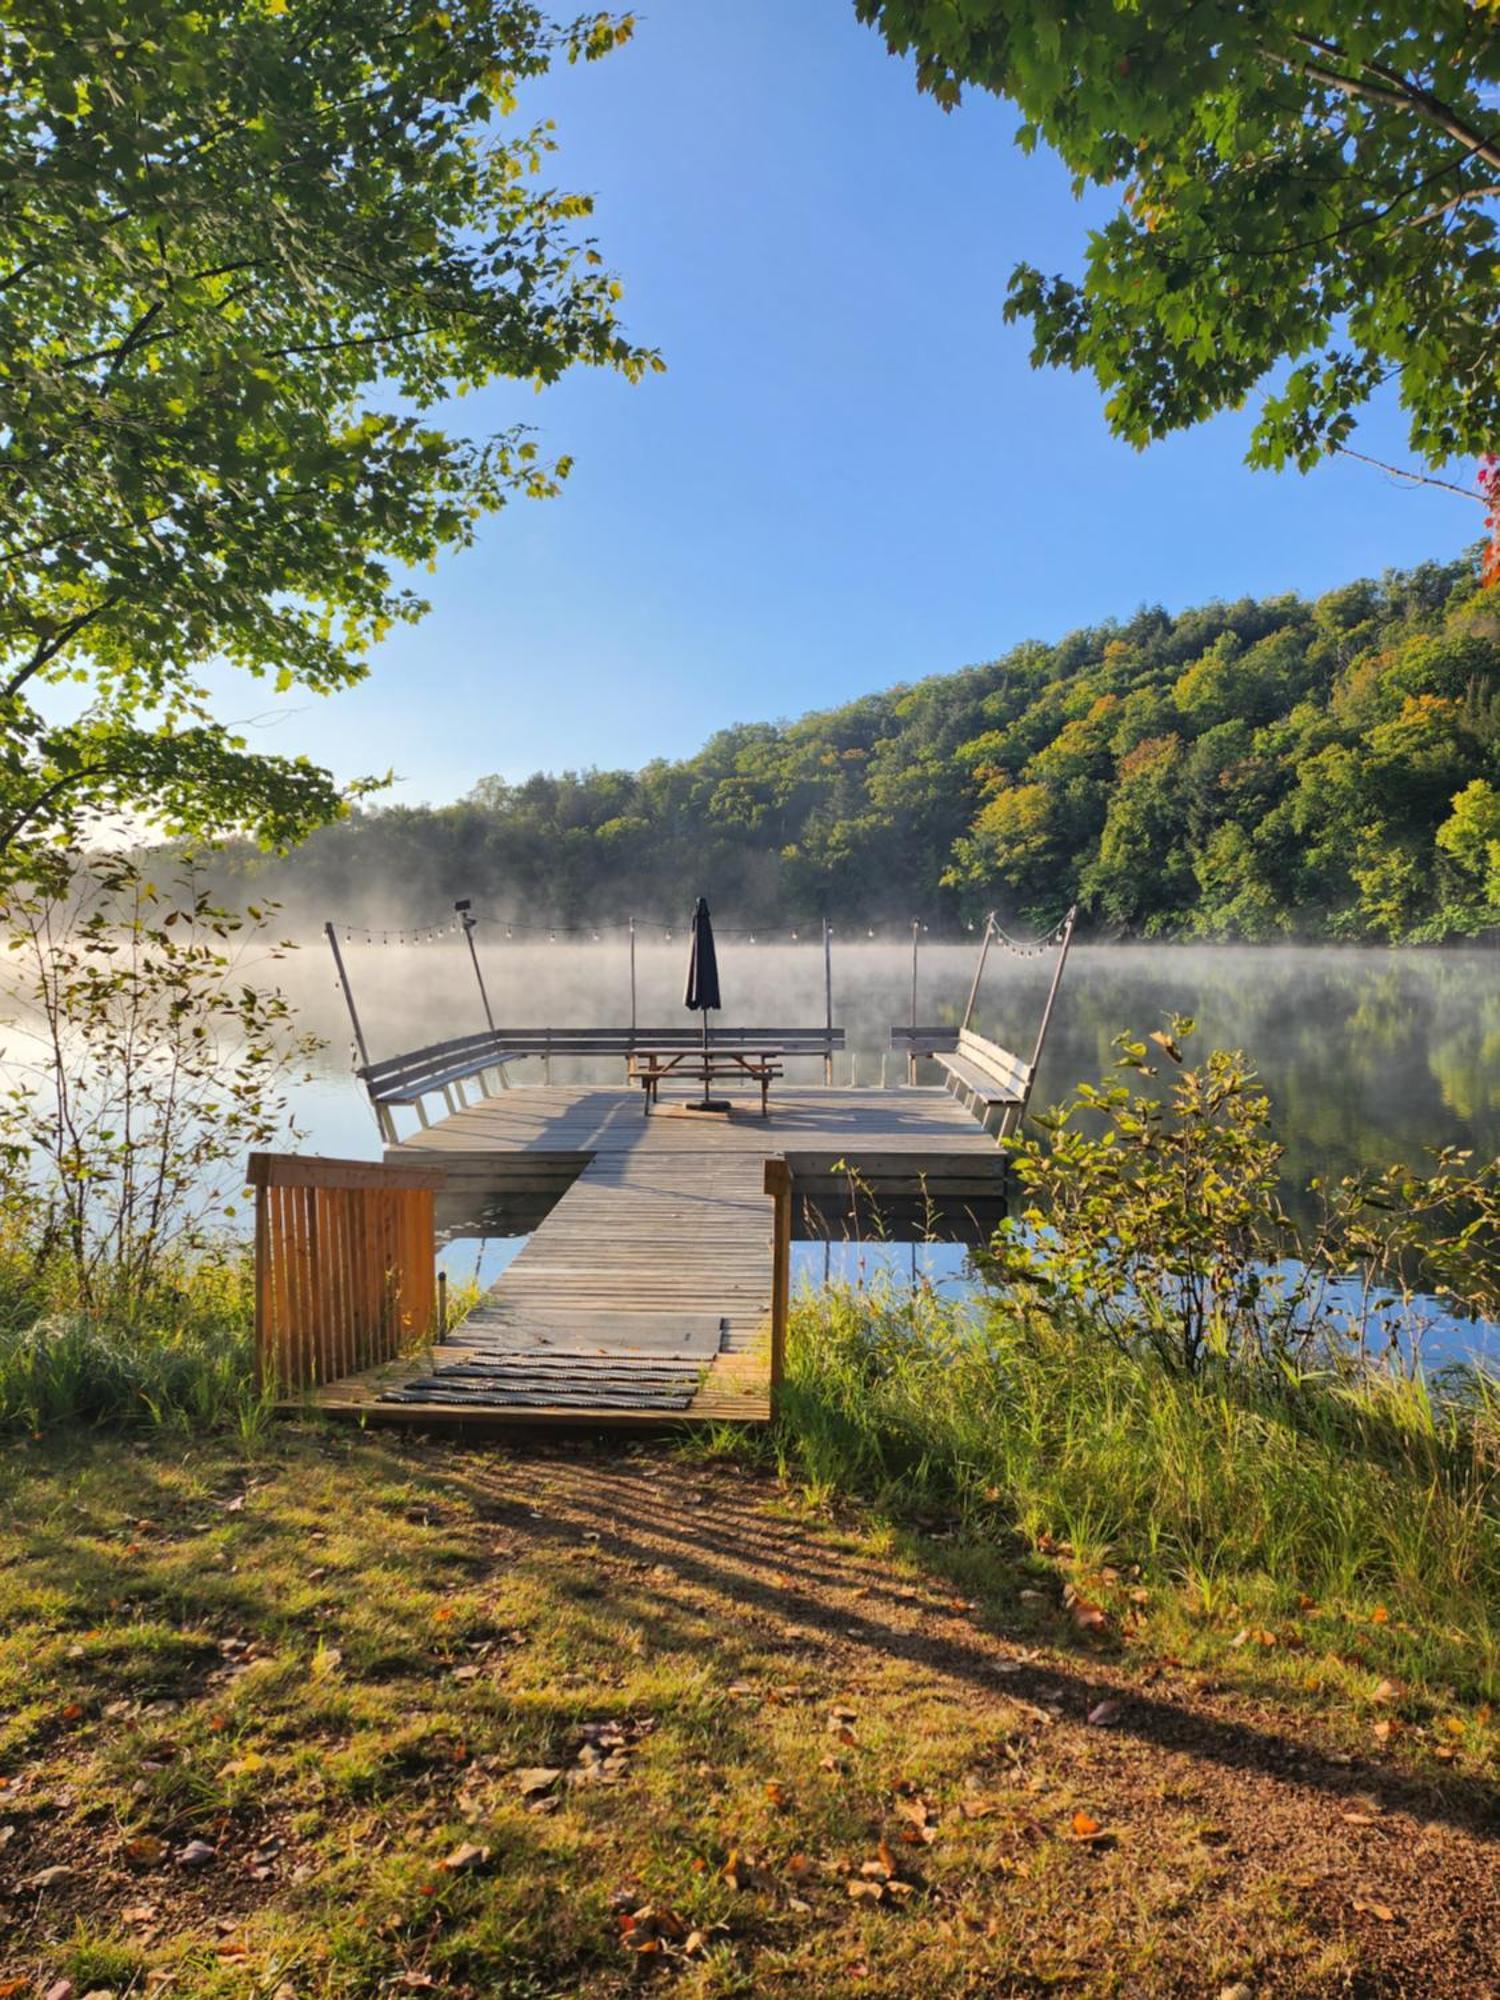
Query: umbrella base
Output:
[[680, 1098, 732, 1115]]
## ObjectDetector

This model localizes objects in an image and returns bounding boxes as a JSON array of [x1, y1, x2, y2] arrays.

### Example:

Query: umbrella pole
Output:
[[701, 1008, 710, 1106]]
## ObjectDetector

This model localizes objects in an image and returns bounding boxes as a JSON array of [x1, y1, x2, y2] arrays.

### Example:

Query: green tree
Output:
[[857, 1, 1499, 505], [0, 0, 655, 874], [1436, 776, 1500, 925]]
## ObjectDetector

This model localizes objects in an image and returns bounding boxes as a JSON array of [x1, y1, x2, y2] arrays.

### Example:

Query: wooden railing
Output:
[[249, 1154, 445, 1393]]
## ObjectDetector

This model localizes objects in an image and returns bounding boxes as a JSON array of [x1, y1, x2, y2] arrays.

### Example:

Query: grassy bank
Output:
[[1, 1421, 1496, 1999], [0, 1233, 262, 1438], [777, 1282, 1500, 1710]]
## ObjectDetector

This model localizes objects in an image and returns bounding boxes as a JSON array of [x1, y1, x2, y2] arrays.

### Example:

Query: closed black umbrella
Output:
[[684, 897, 727, 1110]]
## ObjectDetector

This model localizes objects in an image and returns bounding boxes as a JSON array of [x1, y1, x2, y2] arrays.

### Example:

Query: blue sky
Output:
[[239, 0, 1482, 806]]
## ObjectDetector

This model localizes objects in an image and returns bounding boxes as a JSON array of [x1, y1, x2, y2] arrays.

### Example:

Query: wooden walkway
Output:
[[311, 1084, 1007, 1430]]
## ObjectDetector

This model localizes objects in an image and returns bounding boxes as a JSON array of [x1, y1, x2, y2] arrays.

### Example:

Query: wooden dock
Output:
[[306, 1083, 1008, 1430]]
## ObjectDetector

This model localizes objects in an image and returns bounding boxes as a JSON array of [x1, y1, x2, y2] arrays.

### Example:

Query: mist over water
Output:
[[279, 936, 1500, 1195]]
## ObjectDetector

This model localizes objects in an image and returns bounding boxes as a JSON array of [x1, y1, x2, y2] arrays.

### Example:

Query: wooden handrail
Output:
[[764, 1156, 793, 1411], [250, 1152, 441, 1394]]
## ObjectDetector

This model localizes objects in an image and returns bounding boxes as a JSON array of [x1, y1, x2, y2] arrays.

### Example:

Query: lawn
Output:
[[1, 1422, 1496, 1999]]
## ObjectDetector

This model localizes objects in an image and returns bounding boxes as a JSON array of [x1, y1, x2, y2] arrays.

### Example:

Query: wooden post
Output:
[[908, 920, 920, 1084], [822, 917, 833, 1085], [252, 1177, 270, 1395], [764, 1156, 792, 1412], [961, 912, 996, 1031]]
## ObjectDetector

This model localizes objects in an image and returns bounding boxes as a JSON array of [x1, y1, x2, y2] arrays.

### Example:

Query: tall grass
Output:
[[779, 1278, 1500, 1694], [0, 1228, 264, 1435]]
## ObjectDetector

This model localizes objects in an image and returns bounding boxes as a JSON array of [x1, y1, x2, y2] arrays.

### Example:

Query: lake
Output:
[[263, 936, 1498, 1367]]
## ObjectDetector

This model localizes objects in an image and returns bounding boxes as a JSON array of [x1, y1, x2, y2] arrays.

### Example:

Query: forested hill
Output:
[[240, 556, 1500, 942]]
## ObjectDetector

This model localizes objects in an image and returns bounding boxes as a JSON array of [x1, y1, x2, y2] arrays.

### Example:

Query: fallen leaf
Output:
[[1086, 1699, 1122, 1728], [177, 1839, 216, 1869], [515, 1767, 561, 1799], [1370, 1605, 1390, 1625], [439, 1841, 491, 1874], [219, 1751, 267, 1779], [847, 1878, 885, 1904], [1371, 1679, 1400, 1705], [1070, 1810, 1108, 1843], [1352, 1898, 1396, 1922], [25, 1863, 74, 1888], [124, 1834, 166, 1865]]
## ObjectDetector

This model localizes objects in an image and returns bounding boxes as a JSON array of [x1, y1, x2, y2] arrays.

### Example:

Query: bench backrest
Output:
[[956, 1027, 1033, 1097], [360, 1025, 847, 1102]]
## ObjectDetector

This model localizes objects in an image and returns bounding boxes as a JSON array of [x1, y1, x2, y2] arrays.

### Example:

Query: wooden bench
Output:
[[931, 1028, 1033, 1137], [358, 1031, 527, 1138]]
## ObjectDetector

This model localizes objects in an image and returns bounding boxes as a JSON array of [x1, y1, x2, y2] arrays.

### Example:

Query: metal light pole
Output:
[[454, 899, 495, 1033], [961, 912, 997, 1032], [324, 921, 372, 1067]]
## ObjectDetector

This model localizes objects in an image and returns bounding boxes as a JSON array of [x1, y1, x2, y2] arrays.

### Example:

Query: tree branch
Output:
[[1282, 34, 1500, 174], [0, 761, 110, 856], [1334, 446, 1484, 503], [1, 596, 122, 701]]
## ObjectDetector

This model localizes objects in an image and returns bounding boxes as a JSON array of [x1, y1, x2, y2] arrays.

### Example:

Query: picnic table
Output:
[[627, 1046, 785, 1117]]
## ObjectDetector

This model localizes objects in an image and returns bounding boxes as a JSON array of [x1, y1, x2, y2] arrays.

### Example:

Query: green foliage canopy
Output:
[[0, 0, 654, 873], [855, 1, 1499, 486]]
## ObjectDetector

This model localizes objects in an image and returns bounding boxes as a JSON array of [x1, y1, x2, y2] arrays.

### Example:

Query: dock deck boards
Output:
[[309, 1084, 1003, 1429]]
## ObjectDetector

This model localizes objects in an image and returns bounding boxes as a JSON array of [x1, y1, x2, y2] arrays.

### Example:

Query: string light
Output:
[[322, 908, 1071, 948]]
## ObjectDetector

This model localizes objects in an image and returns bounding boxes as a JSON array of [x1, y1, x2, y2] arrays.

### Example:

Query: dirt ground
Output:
[[1, 1430, 1496, 1997]]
